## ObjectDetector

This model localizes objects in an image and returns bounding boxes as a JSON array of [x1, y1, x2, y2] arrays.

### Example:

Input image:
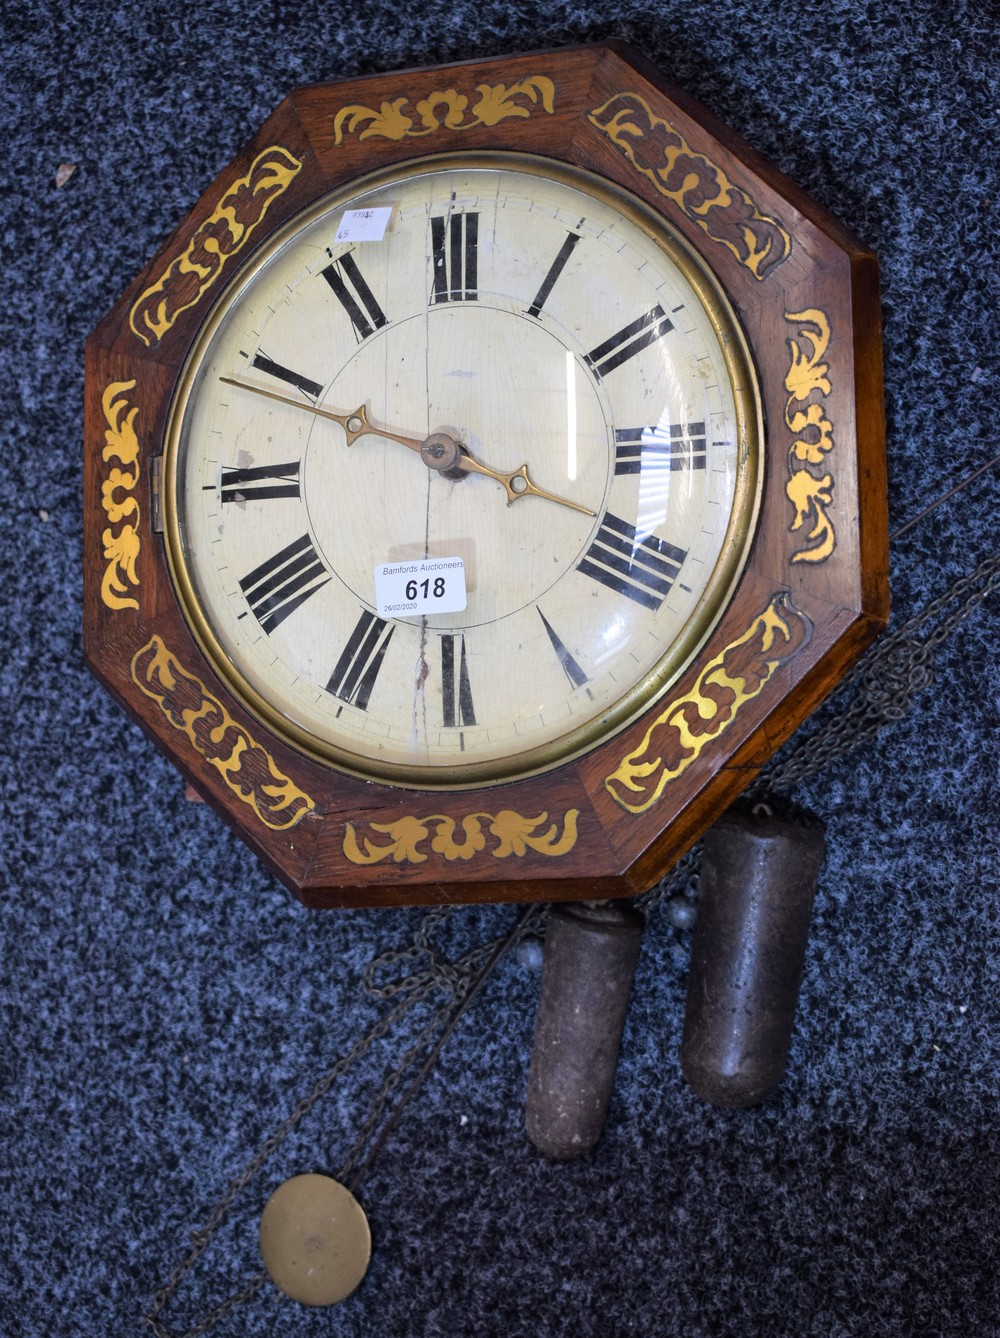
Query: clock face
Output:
[[164, 153, 761, 787]]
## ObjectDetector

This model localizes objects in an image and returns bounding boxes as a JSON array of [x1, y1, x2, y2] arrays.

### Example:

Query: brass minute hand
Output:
[[220, 376, 595, 517], [219, 377, 422, 451]]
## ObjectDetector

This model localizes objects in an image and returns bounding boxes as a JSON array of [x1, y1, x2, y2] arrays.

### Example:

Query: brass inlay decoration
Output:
[[333, 76, 555, 143], [99, 380, 141, 611], [343, 808, 579, 865], [129, 146, 302, 348], [605, 593, 812, 813], [784, 309, 836, 563], [132, 636, 315, 830], [589, 93, 791, 280]]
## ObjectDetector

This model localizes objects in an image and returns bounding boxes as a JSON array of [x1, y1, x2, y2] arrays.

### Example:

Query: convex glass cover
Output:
[[165, 155, 761, 786]]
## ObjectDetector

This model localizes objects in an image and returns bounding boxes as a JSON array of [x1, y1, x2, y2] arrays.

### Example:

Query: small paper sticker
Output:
[[375, 557, 468, 618], [334, 207, 393, 243]]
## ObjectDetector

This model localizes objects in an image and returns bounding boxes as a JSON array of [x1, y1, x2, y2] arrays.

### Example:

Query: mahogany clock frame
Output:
[[83, 42, 888, 909]]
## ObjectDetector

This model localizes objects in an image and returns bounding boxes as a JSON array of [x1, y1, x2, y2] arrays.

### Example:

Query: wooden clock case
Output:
[[83, 42, 888, 909]]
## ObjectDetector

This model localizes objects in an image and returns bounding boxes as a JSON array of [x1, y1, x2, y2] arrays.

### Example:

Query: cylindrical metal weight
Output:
[[681, 803, 825, 1108], [526, 902, 644, 1159]]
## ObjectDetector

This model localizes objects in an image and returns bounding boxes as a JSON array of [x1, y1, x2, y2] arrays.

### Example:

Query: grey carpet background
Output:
[[2, 2, 998, 1335]]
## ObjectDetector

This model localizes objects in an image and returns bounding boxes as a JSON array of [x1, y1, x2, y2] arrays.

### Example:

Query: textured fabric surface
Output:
[[2, 3, 998, 1335]]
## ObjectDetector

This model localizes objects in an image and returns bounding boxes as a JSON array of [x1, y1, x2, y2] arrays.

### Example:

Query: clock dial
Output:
[[164, 155, 761, 787]]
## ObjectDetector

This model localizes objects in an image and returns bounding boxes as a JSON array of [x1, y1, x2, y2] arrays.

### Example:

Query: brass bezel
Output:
[[162, 151, 764, 789]]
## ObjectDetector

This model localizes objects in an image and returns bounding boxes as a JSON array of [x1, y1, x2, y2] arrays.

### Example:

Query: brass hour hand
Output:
[[415, 429, 594, 515], [453, 448, 595, 516], [220, 376, 595, 516]]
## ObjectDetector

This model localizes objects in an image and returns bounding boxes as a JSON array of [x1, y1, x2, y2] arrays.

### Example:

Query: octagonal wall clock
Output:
[[83, 43, 888, 909]]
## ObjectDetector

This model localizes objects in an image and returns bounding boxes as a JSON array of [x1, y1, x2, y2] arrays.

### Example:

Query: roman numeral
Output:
[[431, 212, 478, 302], [537, 609, 588, 689], [322, 252, 388, 340], [250, 352, 323, 399], [577, 512, 686, 611], [585, 307, 673, 379], [220, 460, 300, 504], [326, 609, 394, 711], [239, 533, 331, 634], [440, 633, 476, 727], [614, 422, 708, 474], [527, 231, 582, 318]]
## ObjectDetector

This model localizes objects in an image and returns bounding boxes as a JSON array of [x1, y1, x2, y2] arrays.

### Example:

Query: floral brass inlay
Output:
[[129, 146, 302, 348], [785, 309, 836, 563], [343, 808, 579, 865], [605, 593, 812, 814], [132, 636, 315, 830], [333, 76, 555, 143], [589, 92, 791, 280], [99, 380, 141, 611]]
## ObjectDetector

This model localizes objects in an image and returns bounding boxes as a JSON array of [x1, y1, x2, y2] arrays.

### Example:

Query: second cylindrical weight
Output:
[[681, 802, 826, 1109]]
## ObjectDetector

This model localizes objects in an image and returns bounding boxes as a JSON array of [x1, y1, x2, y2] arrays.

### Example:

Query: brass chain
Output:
[[641, 549, 1000, 908], [757, 549, 1000, 793], [144, 906, 544, 1336]]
